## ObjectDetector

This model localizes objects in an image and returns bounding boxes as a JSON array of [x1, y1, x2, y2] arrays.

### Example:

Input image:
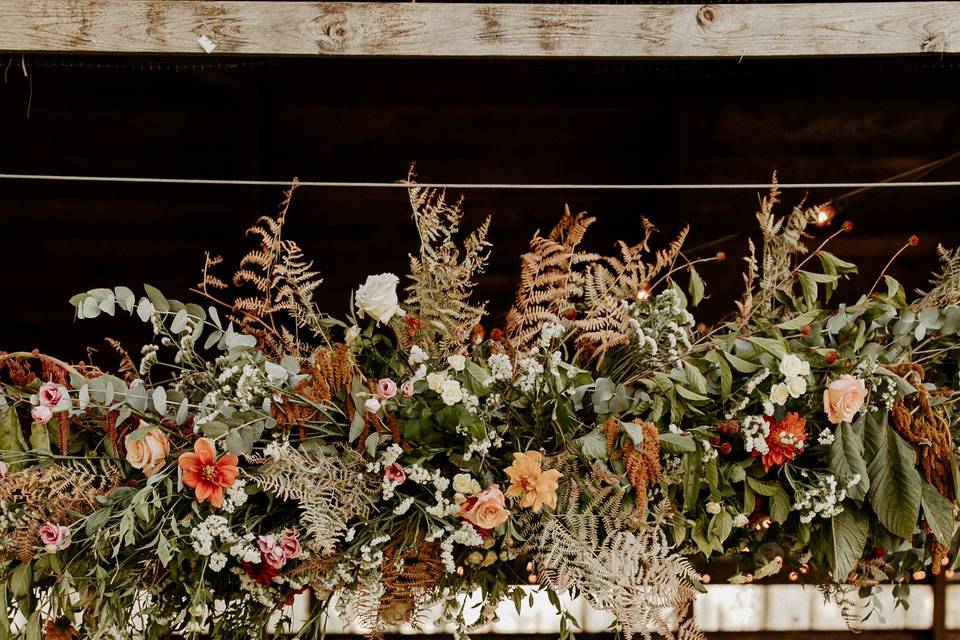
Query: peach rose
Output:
[[38, 383, 63, 408], [823, 375, 868, 424], [460, 484, 510, 531], [125, 422, 170, 477]]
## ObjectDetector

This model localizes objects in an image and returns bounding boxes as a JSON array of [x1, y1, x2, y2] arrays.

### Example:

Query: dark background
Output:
[[2, 54, 960, 363]]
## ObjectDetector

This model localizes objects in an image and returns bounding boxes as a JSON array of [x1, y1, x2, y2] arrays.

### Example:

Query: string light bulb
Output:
[[788, 571, 799, 581], [912, 570, 926, 581], [636, 286, 652, 301], [814, 203, 836, 227], [701, 574, 711, 585]]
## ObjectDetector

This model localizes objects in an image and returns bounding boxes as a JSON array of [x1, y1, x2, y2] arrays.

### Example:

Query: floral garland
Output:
[[1, 179, 959, 640]]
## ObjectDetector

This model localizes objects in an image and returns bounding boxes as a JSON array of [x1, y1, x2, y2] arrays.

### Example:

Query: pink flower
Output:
[[31, 405, 53, 424], [257, 535, 287, 569], [38, 383, 63, 408], [400, 381, 414, 398], [0, 461, 7, 479], [280, 529, 301, 560], [460, 484, 510, 532], [823, 375, 868, 424], [377, 378, 397, 400], [364, 397, 381, 413], [38, 522, 71, 553], [384, 463, 406, 485]]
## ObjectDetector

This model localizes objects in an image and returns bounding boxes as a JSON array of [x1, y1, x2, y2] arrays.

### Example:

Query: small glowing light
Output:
[[456, 566, 464, 576], [814, 203, 836, 228], [740, 545, 750, 553], [701, 574, 711, 585], [745, 573, 754, 583], [942, 557, 950, 566], [913, 570, 927, 581], [799, 564, 809, 574], [637, 286, 652, 301], [946, 570, 955, 579], [526, 562, 534, 572], [527, 574, 539, 585], [761, 517, 771, 530], [788, 571, 799, 581]]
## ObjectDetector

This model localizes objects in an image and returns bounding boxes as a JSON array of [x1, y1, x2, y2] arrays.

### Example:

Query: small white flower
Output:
[[779, 354, 810, 378], [440, 379, 463, 406], [447, 354, 466, 371], [487, 353, 513, 381], [733, 513, 750, 527], [785, 375, 807, 399], [355, 273, 404, 324], [763, 401, 775, 416], [345, 325, 361, 346], [426, 372, 447, 393], [817, 429, 836, 446], [706, 501, 722, 515], [209, 552, 228, 572], [409, 345, 429, 366], [770, 383, 789, 406]]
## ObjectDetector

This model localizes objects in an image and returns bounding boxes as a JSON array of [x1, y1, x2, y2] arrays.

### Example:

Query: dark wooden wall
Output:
[[2, 55, 960, 361]]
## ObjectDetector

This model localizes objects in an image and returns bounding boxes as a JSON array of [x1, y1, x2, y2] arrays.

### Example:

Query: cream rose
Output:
[[355, 273, 403, 324], [779, 354, 810, 378], [460, 485, 510, 530], [125, 423, 170, 478], [447, 354, 466, 371], [785, 375, 807, 399], [426, 372, 447, 393], [770, 383, 789, 406], [440, 379, 463, 406], [823, 375, 868, 424]]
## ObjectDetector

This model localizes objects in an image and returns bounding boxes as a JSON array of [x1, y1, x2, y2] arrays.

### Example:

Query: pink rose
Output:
[[384, 463, 405, 485], [125, 422, 170, 478], [257, 535, 287, 569], [377, 378, 397, 400], [38, 383, 63, 408], [823, 375, 868, 424], [460, 484, 510, 531], [400, 381, 414, 398], [364, 397, 381, 414], [280, 529, 301, 560], [38, 522, 71, 553], [31, 405, 53, 424], [0, 461, 7, 479]]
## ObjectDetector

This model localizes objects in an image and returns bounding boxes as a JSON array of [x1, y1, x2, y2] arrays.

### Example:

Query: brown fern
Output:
[[506, 206, 598, 352], [104, 338, 139, 383]]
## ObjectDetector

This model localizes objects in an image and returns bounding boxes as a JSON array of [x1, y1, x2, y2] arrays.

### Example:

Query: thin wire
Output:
[[2, 173, 960, 190]]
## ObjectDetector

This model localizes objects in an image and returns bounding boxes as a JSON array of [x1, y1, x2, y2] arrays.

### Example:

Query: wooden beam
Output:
[[0, 2, 959, 58]]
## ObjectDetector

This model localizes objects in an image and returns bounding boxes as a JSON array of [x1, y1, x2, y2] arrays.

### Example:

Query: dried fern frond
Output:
[[0, 460, 122, 562], [198, 252, 229, 292], [104, 338, 139, 383], [573, 221, 688, 363], [404, 169, 491, 356], [506, 206, 598, 352], [519, 473, 702, 640], [251, 445, 374, 556], [916, 244, 960, 309]]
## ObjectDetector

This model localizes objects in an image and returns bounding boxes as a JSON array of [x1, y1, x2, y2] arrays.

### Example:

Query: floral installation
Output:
[[1, 175, 960, 640]]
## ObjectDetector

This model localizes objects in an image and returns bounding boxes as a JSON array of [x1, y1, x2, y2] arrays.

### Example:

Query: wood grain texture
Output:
[[0, 1, 958, 58]]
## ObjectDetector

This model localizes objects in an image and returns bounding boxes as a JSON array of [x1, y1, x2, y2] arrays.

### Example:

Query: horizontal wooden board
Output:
[[0, 1, 959, 58]]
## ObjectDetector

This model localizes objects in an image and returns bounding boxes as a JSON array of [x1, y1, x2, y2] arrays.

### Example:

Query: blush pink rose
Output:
[[400, 381, 414, 398], [125, 422, 170, 478], [38, 522, 71, 553], [280, 529, 301, 560], [384, 463, 406, 485], [823, 375, 868, 424], [257, 535, 287, 569], [377, 378, 397, 400], [31, 405, 53, 424], [460, 484, 510, 531], [38, 383, 63, 408], [364, 397, 381, 413]]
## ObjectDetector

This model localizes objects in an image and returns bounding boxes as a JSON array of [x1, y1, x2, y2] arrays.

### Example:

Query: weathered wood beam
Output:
[[0, 2, 958, 58]]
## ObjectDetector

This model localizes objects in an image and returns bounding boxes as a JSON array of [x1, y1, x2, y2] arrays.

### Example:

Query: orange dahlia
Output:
[[178, 437, 238, 509], [761, 412, 807, 472]]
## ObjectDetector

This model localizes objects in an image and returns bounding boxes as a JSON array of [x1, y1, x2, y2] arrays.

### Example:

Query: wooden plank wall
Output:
[[1, 56, 960, 360], [1, 2, 959, 58]]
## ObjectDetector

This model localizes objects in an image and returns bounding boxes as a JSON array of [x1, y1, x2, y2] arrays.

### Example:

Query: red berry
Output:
[[720, 442, 733, 455], [801, 325, 812, 336], [874, 547, 886, 558], [490, 328, 504, 342], [715, 251, 727, 262], [826, 352, 838, 365], [718, 422, 729, 435], [470, 324, 486, 343], [909, 235, 920, 247], [842, 221, 854, 232], [709, 436, 721, 446], [563, 308, 578, 321]]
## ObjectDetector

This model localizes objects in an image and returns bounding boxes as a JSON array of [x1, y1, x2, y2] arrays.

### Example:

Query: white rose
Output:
[[355, 273, 403, 324], [706, 501, 722, 515], [770, 383, 789, 406], [447, 354, 466, 371], [345, 325, 361, 346], [779, 354, 810, 378], [453, 473, 476, 495], [426, 372, 447, 393], [440, 380, 463, 406], [785, 375, 807, 399]]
